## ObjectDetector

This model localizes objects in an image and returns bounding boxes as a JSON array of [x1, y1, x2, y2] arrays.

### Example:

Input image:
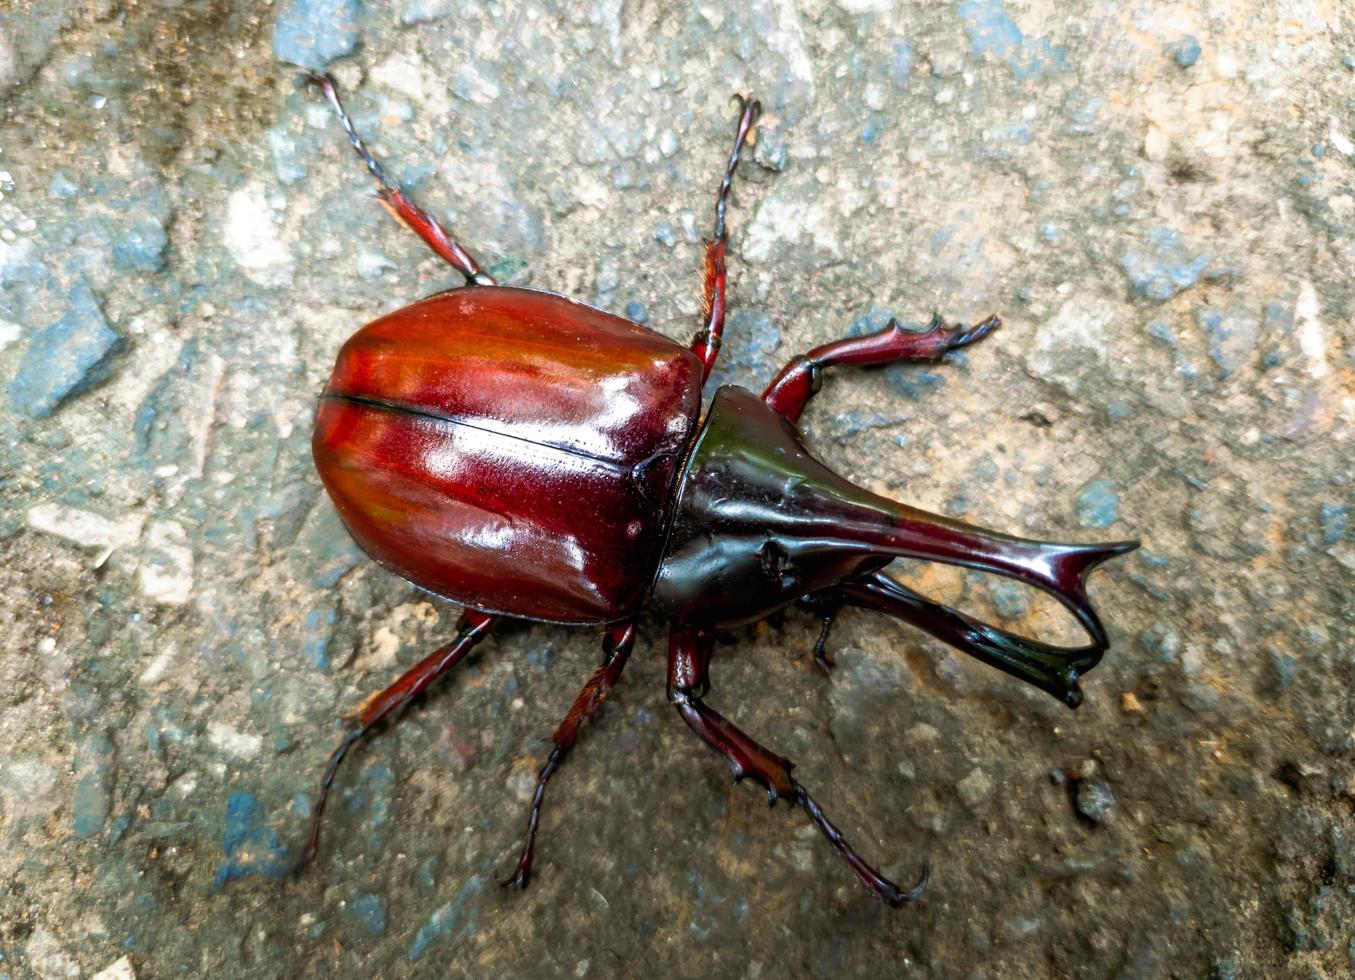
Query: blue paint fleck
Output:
[[1062, 92, 1103, 131], [833, 411, 903, 441], [890, 40, 913, 90], [402, 0, 449, 25], [706, 308, 780, 389], [113, 218, 168, 272], [1269, 652, 1299, 692], [105, 811, 131, 847], [351, 892, 388, 936], [212, 792, 290, 888], [959, 0, 1023, 59], [272, 0, 360, 69], [991, 581, 1029, 620], [989, 121, 1032, 148], [1039, 222, 1059, 242], [884, 363, 946, 400], [310, 514, 364, 588], [9, 282, 123, 420], [418, 856, 439, 889], [653, 220, 677, 247], [1320, 504, 1349, 545], [524, 645, 556, 671], [847, 307, 897, 337], [50, 171, 79, 198], [1168, 36, 1202, 68], [1076, 480, 1120, 528], [958, 0, 1067, 80], [1139, 622, 1180, 663], [1198, 306, 1259, 378], [409, 875, 485, 960], [1120, 227, 1211, 302], [72, 730, 114, 839], [268, 127, 308, 185], [302, 604, 339, 669], [347, 760, 395, 829], [624, 300, 649, 323]]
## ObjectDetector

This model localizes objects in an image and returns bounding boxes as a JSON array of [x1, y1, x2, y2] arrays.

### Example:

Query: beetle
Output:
[[293, 73, 1139, 907]]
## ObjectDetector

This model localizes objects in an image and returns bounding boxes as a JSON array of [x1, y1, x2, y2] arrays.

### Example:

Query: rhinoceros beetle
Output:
[[293, 74, 1138, 906]]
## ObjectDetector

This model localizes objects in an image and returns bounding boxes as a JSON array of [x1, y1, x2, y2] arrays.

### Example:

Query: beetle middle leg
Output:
[[504, 622, 636, 889], [666, 626, 928, 906], [293, 609, 496, 871], [794, 593, 843, 674], [761, 312, 1001, 424], [305, 72, 496, 286], [691, 95, 762, 383]]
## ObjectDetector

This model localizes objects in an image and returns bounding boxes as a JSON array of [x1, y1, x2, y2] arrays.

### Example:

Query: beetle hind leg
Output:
[[761, 312, 1001, 424], [293, 610, 496, 871], [505, 622, 636, 890], [304, 72, 496, 286], [667, 626, 928, 907]]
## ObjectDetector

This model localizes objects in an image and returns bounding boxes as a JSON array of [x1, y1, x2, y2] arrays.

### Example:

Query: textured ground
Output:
[[1, 1, 1352, 977]]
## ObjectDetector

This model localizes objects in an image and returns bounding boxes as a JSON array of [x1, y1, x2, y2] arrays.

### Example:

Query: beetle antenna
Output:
[[302, 71, 496, 285], [713, 95, 761, 241], [304, 72, 399, 194]]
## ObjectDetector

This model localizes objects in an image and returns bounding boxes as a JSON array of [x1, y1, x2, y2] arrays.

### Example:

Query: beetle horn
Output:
[[837, 500, 1137, 649]]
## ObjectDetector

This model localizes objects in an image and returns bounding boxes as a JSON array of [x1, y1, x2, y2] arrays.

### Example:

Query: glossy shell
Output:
[[312, 286, 703, 623]]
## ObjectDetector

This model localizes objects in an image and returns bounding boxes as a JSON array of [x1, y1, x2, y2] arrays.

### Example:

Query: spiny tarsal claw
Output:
[[947, 313, 1001, 349], [732, 93, 762, 118], [882, 864, 930, 907]]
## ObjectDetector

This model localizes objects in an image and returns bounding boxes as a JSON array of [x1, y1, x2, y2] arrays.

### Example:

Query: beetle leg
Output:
[[504, 622, 636, 890], [666, 626, 928, 907], [691, 95, 761, 383], [838, 569, 1111, 708], [811, 603, 841, 675], [305, 72, 496, 286], [795, 594, 843, 674], [761, 313, 1001, 424], [292, 609, 496, 871]]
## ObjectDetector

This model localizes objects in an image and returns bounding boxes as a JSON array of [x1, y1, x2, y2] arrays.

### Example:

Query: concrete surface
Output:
[[0, 0, 1352, 977]]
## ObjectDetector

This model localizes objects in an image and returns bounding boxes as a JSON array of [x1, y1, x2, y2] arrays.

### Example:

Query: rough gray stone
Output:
[[272, 0, 360, 69], [8, 282, 122, 419]]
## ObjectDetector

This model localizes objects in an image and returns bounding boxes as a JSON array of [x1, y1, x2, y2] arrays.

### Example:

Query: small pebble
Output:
[[1076, 779, 1117, 824], [1167, 36, 1202, 68]]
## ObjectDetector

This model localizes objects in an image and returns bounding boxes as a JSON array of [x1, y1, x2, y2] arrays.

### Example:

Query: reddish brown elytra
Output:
[[295, 73, 1138, 906]]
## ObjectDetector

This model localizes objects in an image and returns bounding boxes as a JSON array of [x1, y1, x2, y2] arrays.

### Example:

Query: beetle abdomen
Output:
[[313, 286, 703, 623]]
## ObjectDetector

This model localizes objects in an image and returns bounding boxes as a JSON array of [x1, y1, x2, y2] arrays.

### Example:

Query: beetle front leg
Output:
[[761, 313, 1000, 424], [504, 622, 636, 890], [305, 73, 496, 286], [293, 609, 496, 871], [666, 626, 928, 907], [691, 95, 761, 383]]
